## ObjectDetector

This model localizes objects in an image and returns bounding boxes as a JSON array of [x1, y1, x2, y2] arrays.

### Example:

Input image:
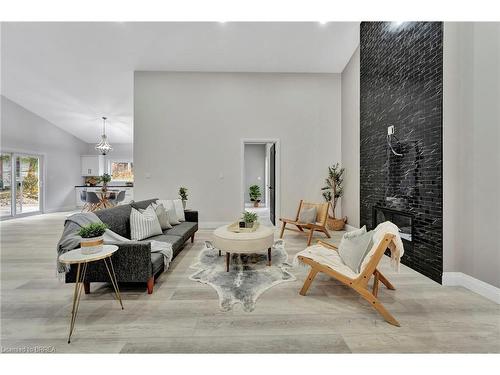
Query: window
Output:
[[109, 160, 134, 182]]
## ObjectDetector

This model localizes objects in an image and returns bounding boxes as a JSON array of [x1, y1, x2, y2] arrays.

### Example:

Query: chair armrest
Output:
[[184, 210, 198, 223], [317, 240, 338, 251]]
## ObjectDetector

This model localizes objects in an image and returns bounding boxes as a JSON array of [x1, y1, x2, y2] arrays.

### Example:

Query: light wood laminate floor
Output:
[[1, 212, 499, 353]]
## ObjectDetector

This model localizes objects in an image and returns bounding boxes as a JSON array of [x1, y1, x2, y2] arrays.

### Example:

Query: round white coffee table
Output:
[[59, 244, 123, 343], [213, 224, 275, 272]]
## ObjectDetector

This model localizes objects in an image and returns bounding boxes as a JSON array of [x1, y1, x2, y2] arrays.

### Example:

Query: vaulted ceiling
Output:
[[1, 22, 359, 143]]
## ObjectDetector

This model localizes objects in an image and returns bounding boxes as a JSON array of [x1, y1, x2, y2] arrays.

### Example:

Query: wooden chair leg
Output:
[[323, 227, 331, 238], [372, 272, 380, 297], [299, 269, 318, 296], [376, 270, 396, 290], [354, 285, 400, 326], [147, 277, 154, 294], [279, 222, 286, 238], [307, 228, 315, 246]]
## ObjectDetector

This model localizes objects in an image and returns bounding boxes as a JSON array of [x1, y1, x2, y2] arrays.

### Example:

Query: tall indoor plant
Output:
[[321, 163, 347, 230]]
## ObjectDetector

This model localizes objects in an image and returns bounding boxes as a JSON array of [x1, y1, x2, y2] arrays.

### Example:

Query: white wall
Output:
[[1, 95, 87, 212], [134, 72, 341, 225], [340, 47, 360, 226], [443, 22, 500, 288], [244, 144, 266, 205]]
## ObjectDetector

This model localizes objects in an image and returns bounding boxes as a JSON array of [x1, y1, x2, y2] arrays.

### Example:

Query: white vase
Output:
[[81, 236, 104, 255]]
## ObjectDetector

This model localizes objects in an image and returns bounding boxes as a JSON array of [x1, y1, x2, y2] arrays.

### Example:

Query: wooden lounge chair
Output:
[[298, 234, 400, 326], [279, 200, 331, 246]]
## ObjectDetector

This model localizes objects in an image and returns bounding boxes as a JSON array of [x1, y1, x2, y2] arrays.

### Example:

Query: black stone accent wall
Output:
[[360, 22, 443, 283]]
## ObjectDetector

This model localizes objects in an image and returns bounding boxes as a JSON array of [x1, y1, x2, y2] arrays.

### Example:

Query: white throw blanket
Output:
[[293, 220, 405, 273]]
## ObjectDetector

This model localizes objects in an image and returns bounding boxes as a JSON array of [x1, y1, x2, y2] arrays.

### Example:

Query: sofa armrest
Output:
[[184, 210, 198, 223], [65, 241, 153, 283]]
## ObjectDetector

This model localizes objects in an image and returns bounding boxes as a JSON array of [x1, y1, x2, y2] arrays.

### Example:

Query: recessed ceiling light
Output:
[[318, 21, 328, 25]]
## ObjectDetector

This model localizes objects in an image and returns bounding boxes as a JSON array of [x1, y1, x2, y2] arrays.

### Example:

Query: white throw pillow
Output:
[[343, 225, 367, 240], [148, 202, 172, 230], [298, 207, 317, 224], [130, 206, 163, 240], [173, 199, 185, 222], [157, 200, 181, 225], [338, 230, 374, 273]]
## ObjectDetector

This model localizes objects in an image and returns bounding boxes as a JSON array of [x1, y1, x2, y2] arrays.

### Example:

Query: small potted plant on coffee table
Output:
[[77, 222, 108, 255], [242, 210, 258, 228], [249, 184, 262, 207], [179, 186, 188, 209]]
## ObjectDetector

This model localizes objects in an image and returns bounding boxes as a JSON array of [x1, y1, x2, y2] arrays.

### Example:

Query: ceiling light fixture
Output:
[[95, 116, 113, 155]]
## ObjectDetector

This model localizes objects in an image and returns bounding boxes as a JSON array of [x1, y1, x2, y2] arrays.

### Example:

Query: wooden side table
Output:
[[59, 245, 123, 343]]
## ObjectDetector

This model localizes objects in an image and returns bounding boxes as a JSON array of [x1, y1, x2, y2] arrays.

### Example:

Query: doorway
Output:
[[0, 152, 43, 218], [241, 139, 280, 226]]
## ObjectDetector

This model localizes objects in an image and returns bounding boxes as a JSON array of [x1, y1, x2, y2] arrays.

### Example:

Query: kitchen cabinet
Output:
[[81, 155, 104, 176]]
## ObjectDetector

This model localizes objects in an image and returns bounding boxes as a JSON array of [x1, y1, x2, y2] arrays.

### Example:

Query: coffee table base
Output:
[[222, 248, 272, 272]]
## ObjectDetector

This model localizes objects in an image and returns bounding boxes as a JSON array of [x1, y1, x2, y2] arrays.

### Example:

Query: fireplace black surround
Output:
[[360, 22, 443, 283]]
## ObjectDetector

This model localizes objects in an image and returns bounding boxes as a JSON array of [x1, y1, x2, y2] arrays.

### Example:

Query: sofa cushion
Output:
[[151, 253, 164, 275], [146, 234, 185, 252], [95, 204, 132, 239], [131, 198, 159, 210], [164, 222, 198, 242]]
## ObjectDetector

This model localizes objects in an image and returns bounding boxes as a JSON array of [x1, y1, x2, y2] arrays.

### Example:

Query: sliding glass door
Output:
[[0, 153, 13, 217], [0, 152, 43, 218]]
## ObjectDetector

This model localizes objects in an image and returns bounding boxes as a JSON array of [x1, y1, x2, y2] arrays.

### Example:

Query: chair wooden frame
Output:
[[279, 200, 331, 246], [298, 234, 400, 326]]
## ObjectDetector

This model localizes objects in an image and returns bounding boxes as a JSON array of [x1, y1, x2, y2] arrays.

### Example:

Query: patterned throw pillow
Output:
[[156, 200, 181, 225], [150, 202, 172, 230], [173, 199, 185, 222], [130, 206, 163, 240]]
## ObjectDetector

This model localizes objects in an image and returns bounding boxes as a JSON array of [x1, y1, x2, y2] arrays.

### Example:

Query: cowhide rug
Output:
[[189, 240, 296, 312]]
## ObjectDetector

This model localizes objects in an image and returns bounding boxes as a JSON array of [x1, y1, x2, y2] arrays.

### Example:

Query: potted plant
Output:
[[321, 163, 347, 231], [99, 173, 112, 192], [242, 210, 258, 228], [179, 186, 188, 209], [77, 222, 108, 255], [249, 185, 262, 207]]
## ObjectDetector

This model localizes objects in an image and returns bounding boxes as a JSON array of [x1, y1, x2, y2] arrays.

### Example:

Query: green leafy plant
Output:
[[99, 173, 112, 185], [179, 186, 188, 201], [321, 163, 345, 218], [249, 185, 262, 202], [77, 222, 108, 238], [242, 210, 258, 224]]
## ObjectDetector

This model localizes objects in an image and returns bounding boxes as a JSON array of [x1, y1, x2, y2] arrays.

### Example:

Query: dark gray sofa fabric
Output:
[[64, 199, 198, 286], [95, 204, 132, 239], [165, 222, 198, 242]]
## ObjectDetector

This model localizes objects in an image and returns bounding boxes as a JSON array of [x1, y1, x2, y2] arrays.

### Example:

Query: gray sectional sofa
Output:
[[64, 198, 198, 294]]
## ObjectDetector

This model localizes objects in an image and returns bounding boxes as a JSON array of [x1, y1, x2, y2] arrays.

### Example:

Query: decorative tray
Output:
[[227, 221, 259, 233]]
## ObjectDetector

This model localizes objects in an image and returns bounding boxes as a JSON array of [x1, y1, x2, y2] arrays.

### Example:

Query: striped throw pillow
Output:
[[130, 206, 163, 240]]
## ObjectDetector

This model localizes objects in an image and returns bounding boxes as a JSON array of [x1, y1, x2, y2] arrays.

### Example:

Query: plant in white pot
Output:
[[179, 186, 188, 209], [321, 163, 347, 231], [249, 185, 262, 207], [242, 210, 258, 228], [78, 222, 108, 254]]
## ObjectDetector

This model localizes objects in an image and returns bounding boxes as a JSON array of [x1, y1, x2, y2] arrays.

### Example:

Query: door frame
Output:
[[0, 149, 45, 220], [240, 138, 280, 226]]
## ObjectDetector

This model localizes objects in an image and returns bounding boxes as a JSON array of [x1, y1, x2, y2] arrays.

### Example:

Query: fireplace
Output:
[[372, 206, 414, 250]]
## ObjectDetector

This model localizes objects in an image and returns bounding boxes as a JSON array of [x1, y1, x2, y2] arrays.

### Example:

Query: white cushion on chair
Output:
[[297, 244, 359, 279]]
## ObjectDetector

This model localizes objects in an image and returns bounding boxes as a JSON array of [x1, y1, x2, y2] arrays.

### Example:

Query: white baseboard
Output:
[[44, 206, 78, 214], [443, 272, 500, 304]]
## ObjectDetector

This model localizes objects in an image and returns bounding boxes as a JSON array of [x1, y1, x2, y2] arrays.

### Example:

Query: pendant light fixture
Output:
[[95, 116, 113, 155]]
